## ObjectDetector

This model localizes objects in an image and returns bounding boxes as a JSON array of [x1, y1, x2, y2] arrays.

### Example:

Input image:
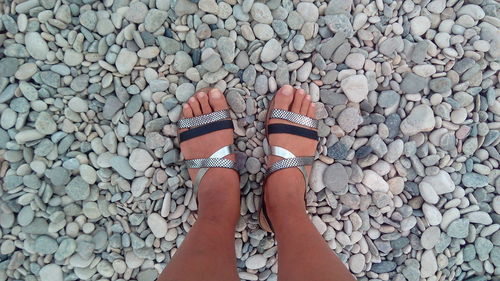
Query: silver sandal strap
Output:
[[187, 145, 237, 193], [265, 157, 314, 177], [185, 158, 237, 169], [178, 109, 231, 128], [271, 109, 318, 128]]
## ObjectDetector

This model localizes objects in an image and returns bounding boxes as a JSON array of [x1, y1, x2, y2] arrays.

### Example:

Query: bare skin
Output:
[[158, 88, 240, 281], [158, 86, 355, 281]]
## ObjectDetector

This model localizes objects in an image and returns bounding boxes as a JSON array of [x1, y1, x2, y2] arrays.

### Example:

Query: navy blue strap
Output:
[[179, 120, 233, 143], [268, 124, 318, 140]]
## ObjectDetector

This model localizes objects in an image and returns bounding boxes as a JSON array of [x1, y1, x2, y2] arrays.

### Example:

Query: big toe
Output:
[[208, 88, 229, 111], [274, 85, 294, 110]]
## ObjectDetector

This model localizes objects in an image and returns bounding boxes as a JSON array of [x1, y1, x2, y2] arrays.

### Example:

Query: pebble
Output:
[[362, 170, 389, 192], [0, 0, 497, 280], [323, 163, 348, 194], [147, 213, 168, 238], [400, 105, 435, 136], [261, 39, 282, 62], [246, 254, 267, 269], [340, 75, 368, 102], [39, 264, 63, 281]]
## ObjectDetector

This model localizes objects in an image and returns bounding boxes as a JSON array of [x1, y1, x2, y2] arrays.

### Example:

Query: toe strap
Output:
[[178, 109, 231, 128], [270, 109, 318, 128]]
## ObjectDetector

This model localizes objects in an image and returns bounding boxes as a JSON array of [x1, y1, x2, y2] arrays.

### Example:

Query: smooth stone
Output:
[[251, 3, 272, 24], [421, 226, 441, 249], [410, 16, 431, 36], [349, 254, 365, 274], [144, 9, 168, 32], [226, 90, 246, 113], [116, 49, 138, 75], [261, 39, 281, 62], [400, 73, 427, 94], [64, 49, 83, 66], [422, 203, 442, 226], [340, 75, 368, 102], [129, 148, 154, 171], [110, 156, 136, 180], [68, 97, 88, 113], [421, 171, 455, 195], [446, 219, 470, 238], [66, 176, 90, 201], [25, 32, 48, 60], [147, 213, 168, 238], [246, 254, 267, 269], [462, 172, 488, 187], [176, 83, 195, 102], [35, 236, 58, 254], [39, 264, 63, 281], [362, 170, 389, 192], [323, 163, 348, 194], [400, 105, 435, 136], [421, 249, 437, 278]]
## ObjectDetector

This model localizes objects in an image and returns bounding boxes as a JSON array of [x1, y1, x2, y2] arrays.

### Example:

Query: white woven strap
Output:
[[270, 109, 318, 128], [178, 110, 231, 128]]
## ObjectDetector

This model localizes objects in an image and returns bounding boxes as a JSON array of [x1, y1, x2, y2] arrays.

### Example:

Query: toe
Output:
[[183, 103, 194, 118], [291, 89, 305, 113], [208, 89, 229, 111], [197, 91, 212, 114], [300, 94, 311, 115], [188, 97, 202, 116], [274, 85, 294, 111], [307, 102, 316, 119]]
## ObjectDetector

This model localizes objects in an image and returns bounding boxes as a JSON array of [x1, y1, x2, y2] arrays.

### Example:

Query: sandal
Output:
[[258, 93, 319, 232], [178, 108, 238, 197]]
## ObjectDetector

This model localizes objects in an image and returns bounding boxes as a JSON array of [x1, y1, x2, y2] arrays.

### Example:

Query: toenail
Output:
[[197, 92, 206, 97], [189, 97, 196, 102], [282, 89, 292, 95]]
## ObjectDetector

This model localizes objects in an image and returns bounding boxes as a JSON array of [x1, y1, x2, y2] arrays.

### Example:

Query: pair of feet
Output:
[[178, 85, 318, 229]]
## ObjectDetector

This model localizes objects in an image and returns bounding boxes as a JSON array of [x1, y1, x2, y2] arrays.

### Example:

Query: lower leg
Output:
[[266, 173, 356, 281], [157, 170, 240, 281]]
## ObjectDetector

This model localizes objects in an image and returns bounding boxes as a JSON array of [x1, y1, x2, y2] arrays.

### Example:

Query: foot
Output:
[[179, 88, 240, 225], [264, 85, 318, 222]]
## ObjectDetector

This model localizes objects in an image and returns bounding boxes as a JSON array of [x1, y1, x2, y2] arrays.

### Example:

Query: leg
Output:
[[266, 178, 355, 281], [264, 86, 355, 281], [157, 174, 240, 281], [158, 89, 240, 281]]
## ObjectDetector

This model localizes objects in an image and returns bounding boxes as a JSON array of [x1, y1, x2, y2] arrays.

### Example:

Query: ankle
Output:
[[196, 169, 240, 226]]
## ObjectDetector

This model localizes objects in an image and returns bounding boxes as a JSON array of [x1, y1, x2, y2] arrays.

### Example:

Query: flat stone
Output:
[[400, 73, 427, 94], [422, 203, 442, 226], [251, 3, 272, 24], [125, 1, 148, 23], [340, 75, 368, 102], [261, 39, 281, 62], [327, 141, 348, 160], [66, 176, 90, 201], [176, 83, 195, 102], [116, 49, 138, 75], [144, 9, 168, 32], [400, 105, 435, 136], [39, 264, 63, 281], [323, 163, 348, 194], [421, 249, 437, 278], [362, 170, 389, 192], [462, 172, 488, 187], [337, 107, 362, 133], [35, 236, 58, 254], [226, 90, 246, 113], [110, 156, 135, 180], [129, 148, 154, 171], [421, 226, 441, 249], [447, 219, 469, 238], [147, 213, 168, 238], [25, 32, 48, 60], [64, 49, 83, 66]]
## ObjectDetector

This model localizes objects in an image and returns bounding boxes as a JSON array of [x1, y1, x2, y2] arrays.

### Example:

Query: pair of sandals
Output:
[[177, 92, 318, 232]]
